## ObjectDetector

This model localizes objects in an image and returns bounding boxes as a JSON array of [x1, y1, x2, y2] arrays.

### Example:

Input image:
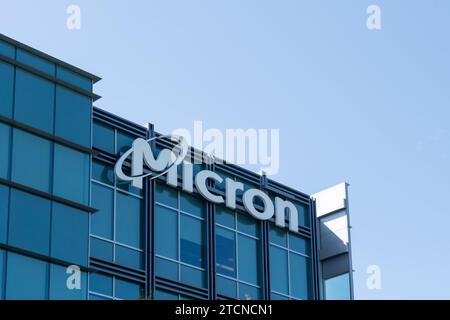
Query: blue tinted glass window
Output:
[[180, 265, 205, 288], [216, 227, 236, 277], [271, 293, 289, 300], [180, 193, 204, 217], [0, 185, 8, 244], [115, 245, 143, 270], [0, 40, 15, 58], [0, 123, 10, 179], [269, 246, 288, 294], [115, 278, 142, 300], [289, 234, 309, 256], [155, 288, 178, 300], [14, 70, 54, 133], [116, 131, 134, 154], [117, 167, 143, 196], [53, 144, 89, 205], [55, 86, 91, 147], [91, 183, 114, 239], [215, 206, 235, 228], [116, 192, 143, 248], [49, 264, 87, 300], [154, 205, 177, 259], [0, 250, 4, 299], [269, 225, 287, 247], [237, 235, 259, 284], [296, 204, 310, 227], [11, 129, 51, 192], [51, 203, 89, 266], [324, 273, 350, 300], [90, 237, 113, 262], [155, 182, 177, 208], [239, 283, 260, 300], [89, 294, 111, 300], [9, 189, 51, 255], [180, 214, 204, 268], [290, 253, 310, 299], [92, 160, 114, 186], [93, 121, 115, 154], [0, 61, 14, 118], [56, 66, 92, 92], [6, 253, 47, 299], [237, 214, 259, 237], [16, 49, 55, 75], [217, 276, 237, 298], [90, 273, 113, 296], [155, 257, 178, 281]]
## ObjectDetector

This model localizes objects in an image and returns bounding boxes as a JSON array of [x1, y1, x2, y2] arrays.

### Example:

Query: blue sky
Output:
[[1, 0, 449, 299]]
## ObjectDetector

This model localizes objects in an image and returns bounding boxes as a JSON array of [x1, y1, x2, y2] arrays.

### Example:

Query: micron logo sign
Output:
[[115, 136, 299, 232]]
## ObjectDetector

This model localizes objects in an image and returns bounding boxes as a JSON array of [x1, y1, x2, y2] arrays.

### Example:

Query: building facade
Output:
[[0, 34, 353, 300]]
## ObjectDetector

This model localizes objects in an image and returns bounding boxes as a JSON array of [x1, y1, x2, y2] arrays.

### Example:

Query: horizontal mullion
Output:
[[0, 53, 101, 101], [0, 177, 97, 213], [0, 115, 97, 156]]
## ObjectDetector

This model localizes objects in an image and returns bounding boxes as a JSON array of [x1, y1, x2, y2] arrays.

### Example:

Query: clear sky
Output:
[[1, 0, 449, 299]]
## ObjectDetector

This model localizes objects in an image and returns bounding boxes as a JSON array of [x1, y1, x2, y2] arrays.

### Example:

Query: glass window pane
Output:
[[269, 224, 287, 247], [53, 144, 89, 205], [116, 192, 143, 248], [92, 160, 114, 186], [0, 250, 4, 299], [16, 49, 55, 75], [115, 245, 143, 270], [0, 40, 15, 58], [93, 121, 115, 154], [271, 293, 289, 300], [116, 131, 135, 154], [269, 246, 288, 294], [91, 183, 114, 239], [49, 264, 87, 300], [215, 206, 235, 228], [180, 214, 204, 268], [216, 227, 236, 278], [89, 272, 113, 296], [117, 167, 142, 196], [180, 193, 205, 218], [290, 253, 310, 299], [324, 273, 351, 300], [237, 214, 259, 237], [6, 253, 47, 300], [155, 182, 178, 208], [296, 204, 310, 227], [289, 234, 309, 256], [0, 123, 10, 179], [14, 70, 54, 133], [155, 288, 178, 300], [51, 203, 89, 266], [237, 234, 259, 285], [0, 61, 14, 118], [217, 276, 237, 298], [180, 265, 205, 288], [55, 86, 91, 147], [0, 185, 8, 244], [155, 257, 178, 281], [9, 189, 51, 255], [89, 293, 111, 300], [90, 237, 113, 262], [56, 66, 92, 92], [11, 129, 51, 192], [239, 283, 261, 300], [154, 205, 177, 259], [115, 278, 143, 300]]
